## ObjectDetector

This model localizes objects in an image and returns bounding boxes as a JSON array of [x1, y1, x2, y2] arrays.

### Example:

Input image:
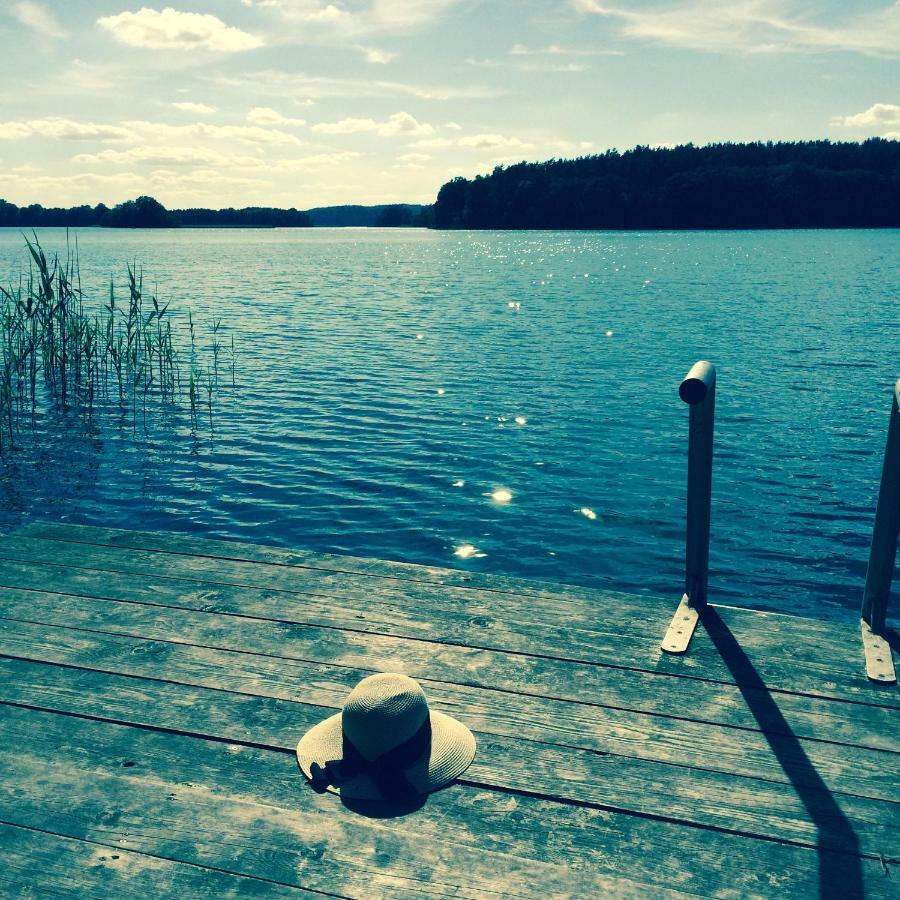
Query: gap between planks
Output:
[[1, 654, 898, 862], [0, 586, 897, 760], [0, 539, 894, 714], [1, 700, 895, 894]]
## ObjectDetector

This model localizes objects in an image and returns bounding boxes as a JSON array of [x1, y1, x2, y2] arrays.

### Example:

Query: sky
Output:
[[0, 1, 897, 209]]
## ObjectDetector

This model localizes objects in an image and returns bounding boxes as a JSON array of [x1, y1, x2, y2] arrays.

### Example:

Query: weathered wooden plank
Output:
[[1, 654, 898, 859], [0, 822, 307, 898], [0, 704, 686, 899], [0, 622, 897, 806], [0, 575, 895, 758], [0, 532, 896, 710], [1, 703, 895, 898], [11, 520, 874, 653]]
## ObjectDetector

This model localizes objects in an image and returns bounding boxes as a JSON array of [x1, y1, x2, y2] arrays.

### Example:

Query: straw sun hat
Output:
[[297, 673, 476, 803]]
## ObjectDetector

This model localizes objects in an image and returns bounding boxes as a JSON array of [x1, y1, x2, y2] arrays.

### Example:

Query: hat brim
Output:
[[297, 710, 476, 801]]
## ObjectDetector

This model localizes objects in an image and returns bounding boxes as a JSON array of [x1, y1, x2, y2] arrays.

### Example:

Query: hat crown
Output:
[[341, 673, 429, 761]]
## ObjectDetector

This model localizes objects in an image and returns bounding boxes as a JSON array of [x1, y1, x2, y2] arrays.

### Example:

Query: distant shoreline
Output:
[[433, 139, 900, 230], [0, 199, 430, 230], [1, 224, 898, 232], [4, 139, 898, 231]]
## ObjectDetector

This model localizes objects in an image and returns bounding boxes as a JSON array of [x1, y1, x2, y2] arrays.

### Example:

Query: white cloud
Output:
[[243, 1, 352, 25], [1, 115, 304, 147], [397, 152, 430, 163], [379, 111, 433, 135], [269, 151, 361, 171], [368, 0, 460, 31], [71, 146, 263, 167], [572, 0, 900, 57], [0, 122, 33, 140], [833, 103, 900, 128], [312, 111, 433, 136], [311, 116, 377, 134], [465, 56, 500, 68], [0, 117, 130, 141], [122, 120, 303, 146], [214, 68, 504, 101], [10, 1, 66, 38], [246, 106, 307, 127], [509, 42, 622, 57], [545, 139, 595, 153], [363, 47, 396, 63], [469, 42, 622, 73], [458, 133, 531, 151], [305, 4, 352, 23], [407, 136, 453, 148], [241, 0, 461, 35], [71, 144, 363, 176], [97, 7, 263, 52], [171, 101, 217, 114], [520, 62, 590, 73]]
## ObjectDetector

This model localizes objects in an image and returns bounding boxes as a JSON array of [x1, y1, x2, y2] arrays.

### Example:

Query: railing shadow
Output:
[[700, 606, 864, 900]]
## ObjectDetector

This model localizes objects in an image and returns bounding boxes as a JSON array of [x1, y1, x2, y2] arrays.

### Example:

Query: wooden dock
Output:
[[0, 521, 896, 897]]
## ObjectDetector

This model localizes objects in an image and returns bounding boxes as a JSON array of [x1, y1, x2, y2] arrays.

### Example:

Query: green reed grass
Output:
[[0, 235, 232, 447]]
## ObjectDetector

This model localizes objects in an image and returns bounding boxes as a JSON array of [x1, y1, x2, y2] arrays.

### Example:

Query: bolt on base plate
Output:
[[860, 619, 897, 684], [661, 594, 701, 654]]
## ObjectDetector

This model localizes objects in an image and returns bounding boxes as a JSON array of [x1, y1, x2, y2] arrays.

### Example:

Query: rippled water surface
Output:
[[1, 227, 897, 621]]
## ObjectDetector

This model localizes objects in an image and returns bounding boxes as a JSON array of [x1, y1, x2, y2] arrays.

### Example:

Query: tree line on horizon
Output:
[[0, 195, 315, 228], [0, 195, 431, 229], [3, 140, 898, 231], [432, 139, 900, 229]]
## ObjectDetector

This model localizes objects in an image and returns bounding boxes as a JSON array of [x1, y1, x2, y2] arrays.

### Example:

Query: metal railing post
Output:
[[662, 361, 716, 654], [860, 380, 899, 684]]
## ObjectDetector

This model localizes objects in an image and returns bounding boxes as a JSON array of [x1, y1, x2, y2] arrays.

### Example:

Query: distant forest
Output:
[[0, 195, 429, 229], [0, 195, 313, 228], [306, 204, 428, 227], [3, 140, 899, 231], [433, 140, 900, 229]]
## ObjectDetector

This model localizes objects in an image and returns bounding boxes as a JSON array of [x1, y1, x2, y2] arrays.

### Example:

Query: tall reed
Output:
[[0, 235, 232, 447]]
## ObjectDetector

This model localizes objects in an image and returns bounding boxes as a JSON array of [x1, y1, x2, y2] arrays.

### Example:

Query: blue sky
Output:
[[1, 1, 897, 208]]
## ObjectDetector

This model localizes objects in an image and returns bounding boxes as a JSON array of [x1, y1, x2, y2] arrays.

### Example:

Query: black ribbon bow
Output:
[[309, 717, 432, 803]]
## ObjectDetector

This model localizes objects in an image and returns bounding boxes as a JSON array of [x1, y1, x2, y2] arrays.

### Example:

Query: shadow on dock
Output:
[[701, 606, 863, 900]]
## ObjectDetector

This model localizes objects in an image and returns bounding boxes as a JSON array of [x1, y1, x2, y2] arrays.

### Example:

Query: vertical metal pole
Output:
[[860, 380, 899, 683], [662, 361, 716, 653], [683, 363, 716, 607]]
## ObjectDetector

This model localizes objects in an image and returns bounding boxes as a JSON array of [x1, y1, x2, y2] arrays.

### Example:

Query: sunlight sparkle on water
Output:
[[515, 416, 527, 426], [490, 488, 513, 504], [452, 479, 465, 487], [437, 388, 445, 395], [455, 544, 485, 559], [605, 330, 614, 337]]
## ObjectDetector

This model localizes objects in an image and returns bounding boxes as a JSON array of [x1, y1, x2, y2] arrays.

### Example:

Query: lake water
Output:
[[0, 227, 897, 622]]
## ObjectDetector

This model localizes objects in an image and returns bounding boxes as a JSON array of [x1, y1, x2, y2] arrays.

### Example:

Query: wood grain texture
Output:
[[0, 704, 690, 899], [1, 704, 895, 899], [0, 822, 309, 898], [2, 522, 898, 898], [0, 651, 898, 859], [1, 527, 897, 709], [0, 571, 895, 753], [0, 622, 897, 806]]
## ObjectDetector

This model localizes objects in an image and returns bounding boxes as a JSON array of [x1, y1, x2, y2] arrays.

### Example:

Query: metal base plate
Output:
[[661, 594, 701, 654], [860, 619, 897, 684]]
